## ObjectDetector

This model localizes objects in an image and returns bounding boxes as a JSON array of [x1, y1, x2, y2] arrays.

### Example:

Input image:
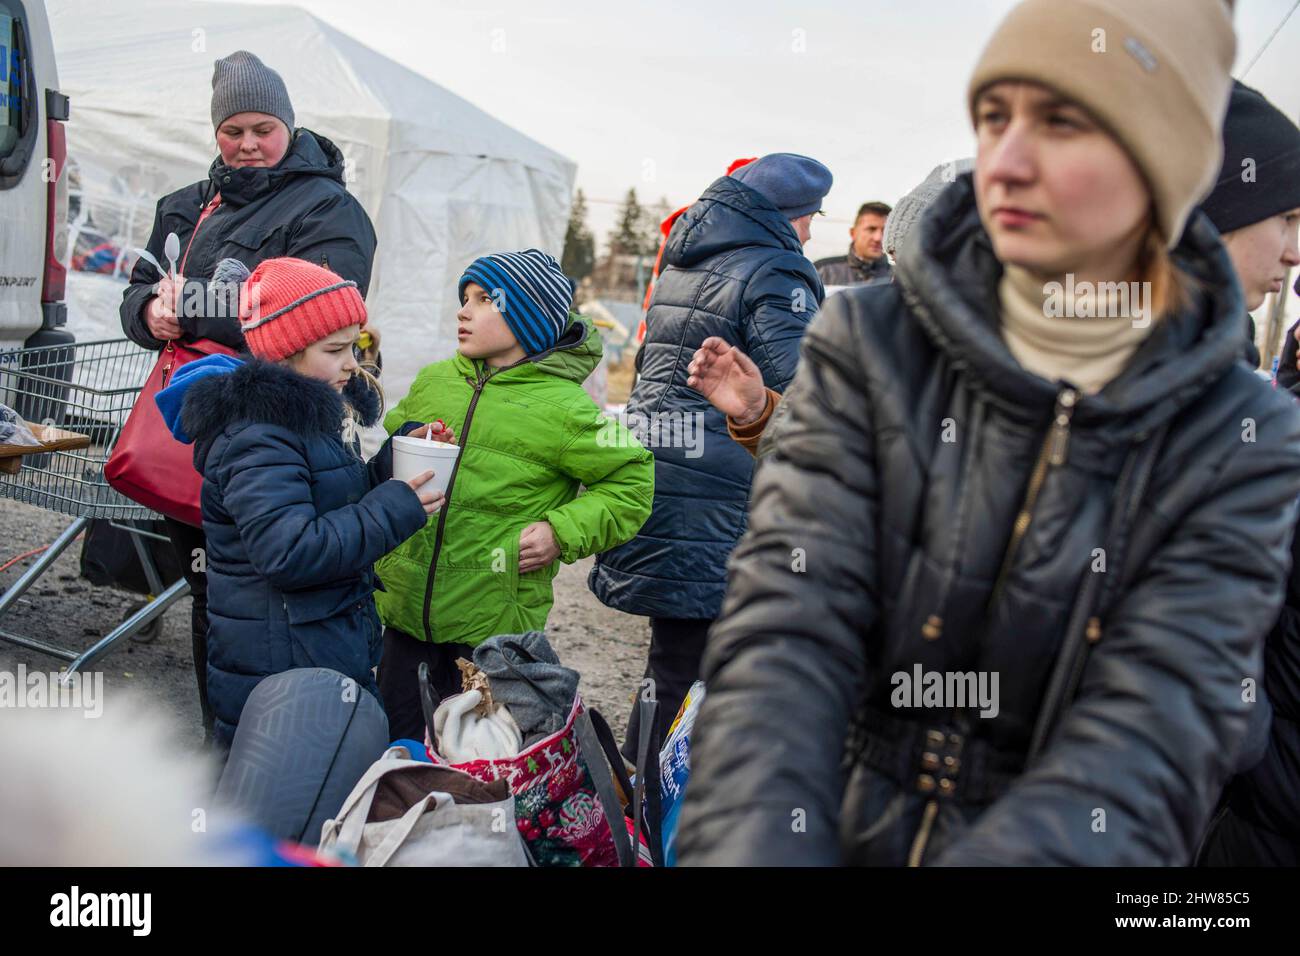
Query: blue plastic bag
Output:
[[658, 680, 705, 866]]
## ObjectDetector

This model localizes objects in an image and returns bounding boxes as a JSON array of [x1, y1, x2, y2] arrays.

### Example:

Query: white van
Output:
[[0, 0, 69, 354]]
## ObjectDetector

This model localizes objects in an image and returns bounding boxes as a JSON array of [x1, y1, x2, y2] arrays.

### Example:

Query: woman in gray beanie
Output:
[[117, 50, 378, 745]]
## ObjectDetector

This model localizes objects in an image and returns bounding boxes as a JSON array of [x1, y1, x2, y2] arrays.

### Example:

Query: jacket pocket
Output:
[[493, 530, 521, 602], [283, 588, 373, 684], [282, 583, 367, 625], [223, 220, 286, 259]]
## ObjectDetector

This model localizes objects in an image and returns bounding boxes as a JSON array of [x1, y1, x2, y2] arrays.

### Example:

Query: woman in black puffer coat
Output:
[[678, 0, 1300, 866], [117, 52, 378, 743]]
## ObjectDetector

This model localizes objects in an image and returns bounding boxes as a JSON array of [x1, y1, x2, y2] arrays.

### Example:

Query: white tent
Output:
[[47, 0, 576, 409]]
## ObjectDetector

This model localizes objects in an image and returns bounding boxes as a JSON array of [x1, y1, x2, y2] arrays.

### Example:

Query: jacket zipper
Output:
[[416, 334, 586, 641], [420, 366, 488, 641], [907, 385, 1078, 866], [987, 386, 1078, 611], [907, 799, 940, 867]]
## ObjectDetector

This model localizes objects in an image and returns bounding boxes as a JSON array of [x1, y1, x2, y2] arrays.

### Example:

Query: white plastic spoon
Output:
[[164, 232, 181, 284]]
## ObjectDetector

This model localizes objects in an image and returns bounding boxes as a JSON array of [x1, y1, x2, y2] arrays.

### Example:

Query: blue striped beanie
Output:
[[458, 249, 575, 356]]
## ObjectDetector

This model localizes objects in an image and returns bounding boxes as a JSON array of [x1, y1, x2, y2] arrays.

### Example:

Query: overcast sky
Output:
[[234, 0, 1299, 264]]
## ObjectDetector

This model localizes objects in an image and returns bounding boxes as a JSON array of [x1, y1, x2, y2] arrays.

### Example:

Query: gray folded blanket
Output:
[[473, 631, 578, 745]]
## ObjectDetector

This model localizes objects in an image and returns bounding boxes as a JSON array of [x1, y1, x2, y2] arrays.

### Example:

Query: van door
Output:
[[0, 0, 64, 352]]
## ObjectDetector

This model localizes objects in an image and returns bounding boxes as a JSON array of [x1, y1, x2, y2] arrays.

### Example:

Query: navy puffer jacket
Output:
[[178, 361, 427, 745], [589, 176, 824, 619]]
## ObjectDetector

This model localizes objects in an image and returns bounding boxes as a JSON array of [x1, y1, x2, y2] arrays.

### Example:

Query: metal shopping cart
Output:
[[0, 337, 190, 674]]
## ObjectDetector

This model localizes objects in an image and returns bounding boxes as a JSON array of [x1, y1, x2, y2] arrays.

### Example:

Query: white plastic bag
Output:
[[318, 746, 528, 867], [433, 690, 523, 763]]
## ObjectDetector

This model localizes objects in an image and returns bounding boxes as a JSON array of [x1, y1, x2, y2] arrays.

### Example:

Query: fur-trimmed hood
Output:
[[160, 355, 381, 453]]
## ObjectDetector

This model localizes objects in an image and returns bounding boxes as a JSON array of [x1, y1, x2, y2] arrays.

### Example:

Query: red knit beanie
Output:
[[226, 257, 367, 361]]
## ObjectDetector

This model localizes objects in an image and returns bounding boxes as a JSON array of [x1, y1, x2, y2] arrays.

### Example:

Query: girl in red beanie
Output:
[[155, 256, 451, 745]]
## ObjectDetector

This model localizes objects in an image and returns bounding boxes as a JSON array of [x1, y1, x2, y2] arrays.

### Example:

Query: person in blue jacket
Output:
[[155, 256, 446, 746], [588, 152, 831, 758]]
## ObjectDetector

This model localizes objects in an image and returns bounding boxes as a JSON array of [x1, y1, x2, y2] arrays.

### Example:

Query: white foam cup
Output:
[[392, 435, 461, 496]]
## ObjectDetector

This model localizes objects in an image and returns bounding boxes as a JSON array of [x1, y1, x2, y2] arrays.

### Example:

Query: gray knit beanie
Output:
[[884, 158, 974, 261], [210, 51, 295, 131]]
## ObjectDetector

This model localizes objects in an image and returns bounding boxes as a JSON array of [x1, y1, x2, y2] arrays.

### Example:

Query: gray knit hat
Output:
[[210, 51, 295, 131], [884, 158, 974, 261]]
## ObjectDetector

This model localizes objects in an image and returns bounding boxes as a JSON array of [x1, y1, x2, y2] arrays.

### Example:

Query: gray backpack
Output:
[[216, 668, 389, 843]]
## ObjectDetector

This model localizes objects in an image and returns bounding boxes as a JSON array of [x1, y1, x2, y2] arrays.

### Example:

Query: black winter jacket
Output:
[[179, 362, 426, 746], [676, 174, 1300, 866], [120, 129, 377, 351], [588, 175, 823, 619], [814, 246, 893, 288], [1198, 335, 1300, 866]]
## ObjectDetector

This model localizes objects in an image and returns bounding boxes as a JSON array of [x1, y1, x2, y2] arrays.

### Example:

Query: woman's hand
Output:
[[401, 470, 446, 515], [519, 521, 560, 573], [408, 420, 457, 444], [687, 336, 767, 425], [145, 276, 183, 341]]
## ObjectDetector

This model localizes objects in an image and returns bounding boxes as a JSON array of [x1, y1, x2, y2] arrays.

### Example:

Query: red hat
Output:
[[224, 257, 367, 361]]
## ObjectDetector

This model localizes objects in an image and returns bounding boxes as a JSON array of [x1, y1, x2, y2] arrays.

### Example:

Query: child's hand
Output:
[[409, 420, 457, 445], [401, 471, 446, 515], [519, 521, 560, 573]]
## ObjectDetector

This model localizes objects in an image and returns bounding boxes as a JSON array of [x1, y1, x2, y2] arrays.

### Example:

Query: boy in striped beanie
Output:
[[457, 249, 575, 361], [372, 250, 655, 741]]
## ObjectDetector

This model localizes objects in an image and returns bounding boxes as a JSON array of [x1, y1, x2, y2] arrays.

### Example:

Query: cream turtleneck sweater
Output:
[[998, 265, 1156, 394]]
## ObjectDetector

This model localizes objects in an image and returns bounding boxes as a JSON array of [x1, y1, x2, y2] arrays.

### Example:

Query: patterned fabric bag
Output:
[[423, 638, 658, 867], [431, 695, 622, 866]]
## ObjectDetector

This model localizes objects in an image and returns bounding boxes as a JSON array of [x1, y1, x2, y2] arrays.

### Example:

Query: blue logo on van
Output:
[[1, 28, 24, 88], [0, 40, 23, 111]]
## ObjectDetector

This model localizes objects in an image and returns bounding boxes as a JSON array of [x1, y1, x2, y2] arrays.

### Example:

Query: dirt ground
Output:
[[606, 352, 636, 406], [0, 497, 650, 755]]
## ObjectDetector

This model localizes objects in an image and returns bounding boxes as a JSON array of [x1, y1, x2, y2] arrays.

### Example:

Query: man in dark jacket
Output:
[[1196, 81, 1300, 867], [589, 152, 831, 758], [814, 201, 892, 287], [117, 50, 378, 744]]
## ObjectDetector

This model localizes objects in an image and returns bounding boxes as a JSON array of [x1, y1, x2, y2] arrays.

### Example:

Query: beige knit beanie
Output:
[[968, 0, 1237, 247]]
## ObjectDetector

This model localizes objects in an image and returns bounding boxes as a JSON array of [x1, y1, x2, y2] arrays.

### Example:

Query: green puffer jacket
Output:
[[374, 316, 654, 645]]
